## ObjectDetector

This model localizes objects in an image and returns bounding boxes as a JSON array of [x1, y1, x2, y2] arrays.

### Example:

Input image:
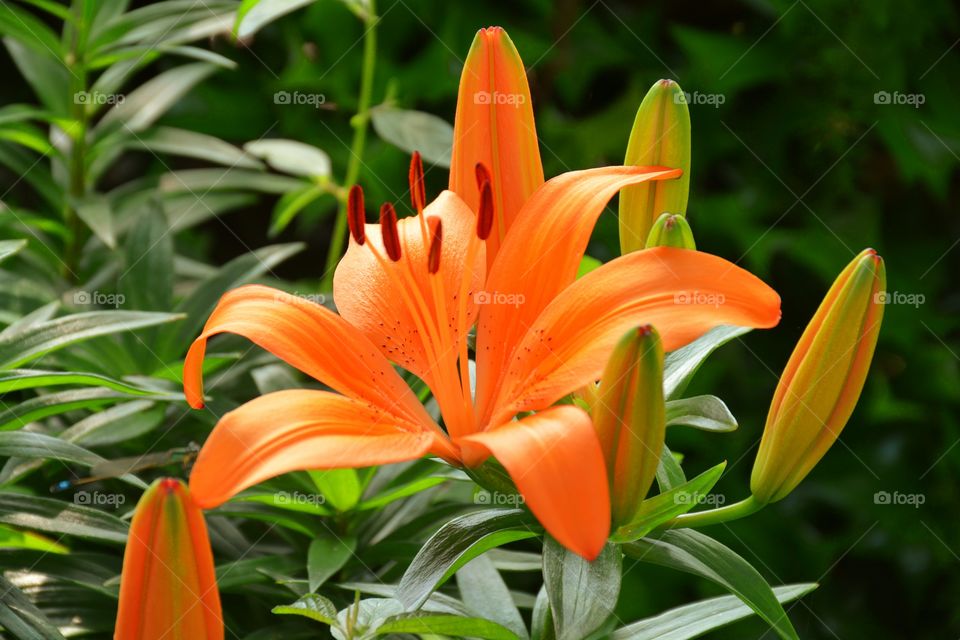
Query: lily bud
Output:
[[645, 212, 696, 250], [116, 478, 223, 640], [619, 79, 691, 254], [751, 249, 886, 504], [593, 325, 666, 525]]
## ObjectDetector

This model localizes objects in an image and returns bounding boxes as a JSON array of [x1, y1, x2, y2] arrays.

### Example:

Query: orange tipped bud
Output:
[[477, 178, 494, 240], [592, 325, 666, 526], [380, 202, 402, 261], [347, 185, 366, 245], [409, 151, 426, 212], [751, 249, 886, 503], [115, 478, 223, 640], [427, 218, 443, 274], [619, 79, 691, 254], [450, 27, 544, 268]]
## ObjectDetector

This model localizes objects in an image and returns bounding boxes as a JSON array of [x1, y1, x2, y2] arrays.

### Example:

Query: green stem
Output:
[[63, 2, 89, 282], [659, 496, 764, 530], [320, 2, 378, 291]]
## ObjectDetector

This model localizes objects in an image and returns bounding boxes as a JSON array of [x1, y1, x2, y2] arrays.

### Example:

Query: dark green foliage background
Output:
[[3, 0, 958, 637]]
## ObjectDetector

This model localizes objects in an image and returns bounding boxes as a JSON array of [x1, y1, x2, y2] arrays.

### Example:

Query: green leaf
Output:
[[531, 586, 554, 640], [0, 431, 135, 479], [397, 509, 539, 610], [3, 39, 70, 114], [121, 202, 173, 311], [96, 62, 217, 131], [0, 302, 59, 339], [663, 326, 750, 399], [272, 593, 338, 625], [0, 3, 63, 56], [370, 105, 454, 167], [158, 167, 305, 193], [623, 529, 800, 640], [0, 387, 178, 432], [0, 310, 182, 370], [235, 0, 316, 39], [457, 554, 529, 640], [269, 183, 327, 237], [310, 469, 361, 512], [0, 524, 68, 554], [0, 369, 173, 396], [308, 534, 356, 592], [612, 462, 726, 542], [576, 255, 602, 278], [73, 195, 116, 248], [0, 575, 66, 640], [377, 612, 522, 639], [666, 396, 738, 432], [611, 584, 818, 640], [655, 444, 687, 492], [244, 139, 331, 178], [543, 538, 621, 640], [0, 492, 128, 543], [0, 239, 26, 263], [356, 476, 445, 511], [133, 126, 263, 168]]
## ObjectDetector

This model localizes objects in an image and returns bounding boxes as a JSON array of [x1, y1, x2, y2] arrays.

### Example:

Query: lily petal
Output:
[[475, 166, 682, 423], [458, 405, 610, 560], [490, 247, 781, 423], [334, 191, 485, 396], [116, 478, 222, 640], [183, 285, 432, 430], [449, 26, 544, 267], [189, 390, 442, 508]]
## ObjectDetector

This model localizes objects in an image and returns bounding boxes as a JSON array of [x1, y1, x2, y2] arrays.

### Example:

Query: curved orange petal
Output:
[[489, 247, 781, 424], [474, 166, 682, 424], [458, 405, 610, 560], [189, 390, 445, 508], [116, 478, 222, 640], [183, 284, 432, 431], [333, 191, 484, 393], [449, 26, 544, 268]]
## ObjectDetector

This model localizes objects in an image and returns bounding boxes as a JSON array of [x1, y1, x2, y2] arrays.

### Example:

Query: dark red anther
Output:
[[427, 218, 443, 274], [409, 151, 426, 212], [477, 178, 494, 240], [475, 162, 491, 191], [380, 202, 402, 261], [347, 185, 366, 245]]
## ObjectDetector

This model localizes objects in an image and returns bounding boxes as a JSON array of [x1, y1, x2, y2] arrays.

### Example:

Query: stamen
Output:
[[347, 185, 366, 245], [427, 218, 443, 274], [475, 162, 491, 190], [409, 151, 426, 212], [477, 178, 494, 240], [380, 202, 402, 261]]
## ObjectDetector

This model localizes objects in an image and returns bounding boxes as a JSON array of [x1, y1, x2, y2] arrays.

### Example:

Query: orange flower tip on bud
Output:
[[645, 212, 697, 250], [619, 79, 692, 254], [409, 151, 426, 211], [347, 185, 366, 245], [593, 326, 666, 526], [750, 248, 886, 504], [427, 218, 443, 274], [379, 202, 402, 261], [477, 179, 494, 240]]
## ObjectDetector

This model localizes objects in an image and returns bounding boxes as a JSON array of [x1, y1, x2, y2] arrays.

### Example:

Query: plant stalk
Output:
[[659, 496, 764, 530]]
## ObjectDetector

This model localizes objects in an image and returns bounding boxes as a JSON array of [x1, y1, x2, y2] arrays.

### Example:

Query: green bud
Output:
[[619, 79, 691, 254], [645, 212, 696, 250]]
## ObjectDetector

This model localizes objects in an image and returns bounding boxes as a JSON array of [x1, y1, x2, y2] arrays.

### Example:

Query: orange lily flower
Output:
[[115, 478, 222, 640], [184, 154, 781, 559]]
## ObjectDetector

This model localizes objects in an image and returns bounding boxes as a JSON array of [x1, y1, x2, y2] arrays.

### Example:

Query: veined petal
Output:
[[116, 478, 222, 640], [474, 166, 682, 424], [449, 26, 544, 268], [458, 405, 610, 560], [183, 285, 432, 430], [489, 248, 781, 424], [189, 390, 444, 508], [333, 191, 485, 396]]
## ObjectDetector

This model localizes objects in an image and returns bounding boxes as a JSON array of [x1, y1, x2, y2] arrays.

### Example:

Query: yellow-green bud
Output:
[[645, 213, 696, 250]]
